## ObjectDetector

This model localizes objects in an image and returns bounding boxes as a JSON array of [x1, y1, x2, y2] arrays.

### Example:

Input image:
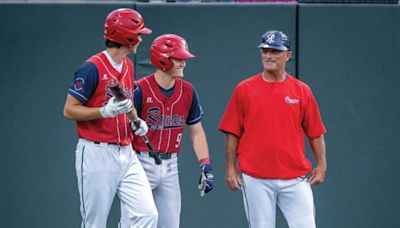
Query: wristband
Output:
[[199, 157, 210, 165]]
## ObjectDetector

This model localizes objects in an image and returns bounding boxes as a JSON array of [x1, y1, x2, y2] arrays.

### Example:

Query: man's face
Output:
[[166, 58, 186, 78], [261, 48, 291, 72]]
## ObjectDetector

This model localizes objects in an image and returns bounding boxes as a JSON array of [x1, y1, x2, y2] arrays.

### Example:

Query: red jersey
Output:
[[69, 52, 135, 146], [132, 75, 195, 153], [219, 73, 326, 179]]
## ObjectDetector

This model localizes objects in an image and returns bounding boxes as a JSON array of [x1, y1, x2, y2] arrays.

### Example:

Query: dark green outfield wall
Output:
[[0, 3, 399, 228], [298, 5, 400, 228]]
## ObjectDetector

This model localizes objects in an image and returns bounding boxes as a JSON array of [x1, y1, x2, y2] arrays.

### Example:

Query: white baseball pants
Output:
[[241, 173, 316, 228], [75, 139, 158, 228], [120, 152, 180, 228]]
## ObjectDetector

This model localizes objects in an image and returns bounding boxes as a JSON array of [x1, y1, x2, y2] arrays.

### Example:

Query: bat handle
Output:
[[106, 82, 160, 164], [128, 110, 161, 165], [127, 111, 138, 122], [142, 135, 162, 165]]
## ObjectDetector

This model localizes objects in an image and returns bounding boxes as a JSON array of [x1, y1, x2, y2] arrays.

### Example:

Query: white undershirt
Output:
[[103, 50, 123, 73]]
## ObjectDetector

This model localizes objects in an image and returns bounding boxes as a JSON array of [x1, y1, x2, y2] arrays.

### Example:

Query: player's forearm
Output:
[[192, 133, 210, 161], [189, 123, 210, 161], [64, 104, 102, 121], [63, 94, 103, 121], [310, 135, 327, 168], [225, 133, 239, 169]]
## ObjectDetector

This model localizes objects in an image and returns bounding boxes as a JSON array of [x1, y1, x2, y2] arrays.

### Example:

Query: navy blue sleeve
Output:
[[68, 62, 98, 104], [187, 86, 204, 125], [134, 83, 143, 116]]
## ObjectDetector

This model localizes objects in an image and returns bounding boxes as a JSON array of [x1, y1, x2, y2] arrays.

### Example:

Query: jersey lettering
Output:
[[147, 107, 185, 130], [132, 74, 194, 153]]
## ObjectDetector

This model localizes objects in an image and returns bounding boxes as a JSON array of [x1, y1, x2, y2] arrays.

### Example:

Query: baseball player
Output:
[[219, 30, 327, 228], [119, 34, 214, 228], [63, 8, 158, 228]]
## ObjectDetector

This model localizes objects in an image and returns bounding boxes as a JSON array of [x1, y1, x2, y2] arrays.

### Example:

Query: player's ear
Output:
[[286, 51, 292, 62]]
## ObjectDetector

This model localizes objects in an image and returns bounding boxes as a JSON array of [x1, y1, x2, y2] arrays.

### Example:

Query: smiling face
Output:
[[261, 48, 291, 73], [166, 58, 186, 78]]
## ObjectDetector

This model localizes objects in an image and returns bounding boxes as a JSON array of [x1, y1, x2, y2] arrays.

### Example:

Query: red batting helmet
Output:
[[104, 8, 152, 47], [150, 34, 195, 71]]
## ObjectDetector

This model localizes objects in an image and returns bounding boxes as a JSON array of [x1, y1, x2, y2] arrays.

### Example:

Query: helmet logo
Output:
[[266, 34, 275, 44]]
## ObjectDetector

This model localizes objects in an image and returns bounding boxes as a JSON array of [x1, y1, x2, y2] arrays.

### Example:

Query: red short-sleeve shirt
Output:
[[219, 73, 326, 179]]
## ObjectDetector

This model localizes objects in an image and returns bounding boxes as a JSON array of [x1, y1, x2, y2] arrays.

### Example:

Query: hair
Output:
[[105, 40, 122, 48]]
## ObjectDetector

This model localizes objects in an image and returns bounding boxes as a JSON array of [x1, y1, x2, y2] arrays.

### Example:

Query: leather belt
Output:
[[136, 151, 176, 160]]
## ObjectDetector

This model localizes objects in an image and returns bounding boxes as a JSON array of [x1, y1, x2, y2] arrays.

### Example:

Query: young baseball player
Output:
[[63, 8, 158, 228], [119, 34, 214, 228], [219, 30, 327, 228]]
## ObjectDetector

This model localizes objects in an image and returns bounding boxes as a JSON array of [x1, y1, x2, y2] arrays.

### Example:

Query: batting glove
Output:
[[131, 118, 149, 136], [198, 164, 214, 197], [99, 97, 132, 118]]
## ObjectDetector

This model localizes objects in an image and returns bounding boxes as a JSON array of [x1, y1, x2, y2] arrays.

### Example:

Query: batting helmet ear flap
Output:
[[150, 51, 174, 71], [150, 34, 195, 71], [159, 59, 170, 71]]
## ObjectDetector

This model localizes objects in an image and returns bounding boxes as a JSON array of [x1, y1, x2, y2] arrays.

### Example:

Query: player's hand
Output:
[[226, 165, 242, 191], [131, 118, 148, 136], [100, 97, 132, 118], [198, 164, 214, 196], [308, 164, 326, 185]]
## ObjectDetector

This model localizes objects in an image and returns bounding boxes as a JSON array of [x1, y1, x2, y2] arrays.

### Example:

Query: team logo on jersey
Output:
[[266, 34, 275, 44], [147, 107, 185, 130], [146, 97, 153, 103], [73, 77, 85, 93], [102, 74, 109, 80], [285, 96, 299, 104]]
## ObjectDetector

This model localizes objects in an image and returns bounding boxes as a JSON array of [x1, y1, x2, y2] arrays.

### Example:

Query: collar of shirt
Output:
[[103, 50, 123, 73]]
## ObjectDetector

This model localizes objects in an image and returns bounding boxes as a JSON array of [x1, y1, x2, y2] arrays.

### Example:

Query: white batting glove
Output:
[[99, 97, 132, 118], [131, 118, 148, 136]]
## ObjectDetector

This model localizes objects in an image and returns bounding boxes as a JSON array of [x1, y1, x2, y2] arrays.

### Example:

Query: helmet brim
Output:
[[138, 27, 152, 35], [173, 52, 195, 59]]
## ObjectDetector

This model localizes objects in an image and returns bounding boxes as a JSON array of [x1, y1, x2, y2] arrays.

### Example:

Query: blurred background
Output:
[[0, 0, 399, 227]]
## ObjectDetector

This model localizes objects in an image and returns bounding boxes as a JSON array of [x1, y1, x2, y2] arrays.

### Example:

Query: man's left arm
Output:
[[189, 122, 209, 161], [308, 134, 327, 185]]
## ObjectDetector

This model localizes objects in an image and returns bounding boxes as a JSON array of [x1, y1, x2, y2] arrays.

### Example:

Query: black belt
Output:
[[93, 141, 119, 145], [136, 151, 174, 160]]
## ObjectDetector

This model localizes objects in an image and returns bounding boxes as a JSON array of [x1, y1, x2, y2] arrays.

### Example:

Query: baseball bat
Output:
[[107, 79, 162, 165]]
